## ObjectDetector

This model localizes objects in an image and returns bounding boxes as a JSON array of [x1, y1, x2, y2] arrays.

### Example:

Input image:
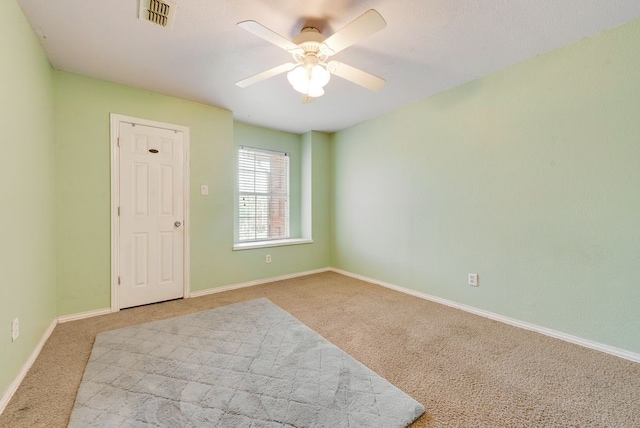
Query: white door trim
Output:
[[110, 113, 191, 312]]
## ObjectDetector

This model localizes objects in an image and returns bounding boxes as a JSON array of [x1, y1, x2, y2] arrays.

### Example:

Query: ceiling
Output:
[[16, 0, 640, 134]]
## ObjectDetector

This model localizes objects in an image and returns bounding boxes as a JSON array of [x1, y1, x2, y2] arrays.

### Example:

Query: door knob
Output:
[[174, 221, 182, 228]]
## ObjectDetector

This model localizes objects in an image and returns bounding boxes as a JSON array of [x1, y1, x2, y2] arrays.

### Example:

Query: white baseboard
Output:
[[57, 307, 112, 323], [0, 319, 57, 415], [56, 269, 333, 320], [329, 268, 640, 364], [189, 268, 330, 298]]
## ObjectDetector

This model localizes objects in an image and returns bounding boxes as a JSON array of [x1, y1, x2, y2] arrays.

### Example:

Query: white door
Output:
[[118, 122, 185, 309]]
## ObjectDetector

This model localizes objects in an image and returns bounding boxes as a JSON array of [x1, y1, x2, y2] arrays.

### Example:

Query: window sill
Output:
[[233, 238, 313, 251]]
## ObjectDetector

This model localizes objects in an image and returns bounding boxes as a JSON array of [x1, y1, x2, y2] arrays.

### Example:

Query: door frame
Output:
[[110, 113, 191, 312]]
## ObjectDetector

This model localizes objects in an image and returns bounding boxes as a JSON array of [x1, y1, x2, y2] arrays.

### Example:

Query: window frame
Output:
[[237, 145, 291, 244]]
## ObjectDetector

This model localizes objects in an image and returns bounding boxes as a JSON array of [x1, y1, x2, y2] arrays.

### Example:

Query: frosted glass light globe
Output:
[[287, 64, 331, 97]]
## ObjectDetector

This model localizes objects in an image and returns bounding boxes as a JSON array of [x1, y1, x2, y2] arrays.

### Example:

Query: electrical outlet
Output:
[[468, 273, 478, 287], [265, 254, 271, 264], [12, 318, 19, 342]]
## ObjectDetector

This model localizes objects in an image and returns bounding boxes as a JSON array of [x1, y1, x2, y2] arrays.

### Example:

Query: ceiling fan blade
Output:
[[326, 61, 385, 91], [321, 9, 386, 55], [236, 63, 297, 88], [238, 20, 301, 53]]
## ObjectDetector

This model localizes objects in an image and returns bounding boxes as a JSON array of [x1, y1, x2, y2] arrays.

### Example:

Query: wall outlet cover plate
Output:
[[468, 273, 478, 287]]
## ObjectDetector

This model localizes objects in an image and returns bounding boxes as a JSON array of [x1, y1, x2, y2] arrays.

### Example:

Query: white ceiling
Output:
[[16, 0, 640, 134]]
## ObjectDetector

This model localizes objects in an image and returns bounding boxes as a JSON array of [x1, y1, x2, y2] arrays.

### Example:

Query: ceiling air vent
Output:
[[139, 0, 177, 29]]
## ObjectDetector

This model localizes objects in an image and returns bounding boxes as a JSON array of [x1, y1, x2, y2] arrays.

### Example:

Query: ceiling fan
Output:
[[236, 9, 387, 101]]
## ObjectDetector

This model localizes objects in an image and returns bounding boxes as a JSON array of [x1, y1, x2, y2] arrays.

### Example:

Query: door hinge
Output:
[[117, 206, 120, 216], [118, 276, 121, 285], [117, 137, 120, 147]]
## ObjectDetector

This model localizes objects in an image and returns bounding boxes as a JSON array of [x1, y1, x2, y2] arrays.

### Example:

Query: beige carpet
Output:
[[1, 271, 639, 427]]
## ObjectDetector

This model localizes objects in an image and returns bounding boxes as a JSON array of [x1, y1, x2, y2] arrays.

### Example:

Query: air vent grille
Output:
[[139, 0, 177, 29]]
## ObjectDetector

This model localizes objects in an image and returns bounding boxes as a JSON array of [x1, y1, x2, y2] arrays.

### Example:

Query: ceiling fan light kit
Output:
[[236, 9, 387, 100], [287, 63, 330, 97]]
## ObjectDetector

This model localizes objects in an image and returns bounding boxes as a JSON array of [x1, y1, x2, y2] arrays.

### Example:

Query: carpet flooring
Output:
[[68, 298, 424, 427], [1, 271, 640, 427]]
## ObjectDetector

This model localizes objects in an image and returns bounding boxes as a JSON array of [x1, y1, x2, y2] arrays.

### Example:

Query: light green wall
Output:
[[0, 0, 56, 399], [54, 72, 331, 316], [332, 18, 640, 353], [307, 131, 333, 248], [222, 126, 332, 283]]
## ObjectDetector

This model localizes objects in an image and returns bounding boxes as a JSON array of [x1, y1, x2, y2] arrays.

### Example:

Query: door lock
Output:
[[174, 221, 182, 228]]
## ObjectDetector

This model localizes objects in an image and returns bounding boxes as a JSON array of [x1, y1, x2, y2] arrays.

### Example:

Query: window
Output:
[[238, 146, 290, 242]]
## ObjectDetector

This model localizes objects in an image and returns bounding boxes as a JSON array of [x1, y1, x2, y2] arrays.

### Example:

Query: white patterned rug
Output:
[[68, 298, 425, 427]]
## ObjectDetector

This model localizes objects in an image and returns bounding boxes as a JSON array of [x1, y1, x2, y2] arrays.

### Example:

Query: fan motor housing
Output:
[[293, 27, 328, 63], [294, 28, 326, 50]]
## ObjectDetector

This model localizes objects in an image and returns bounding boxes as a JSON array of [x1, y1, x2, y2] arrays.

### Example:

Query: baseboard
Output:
[[189, 268, 330, 298], [329, 268, 640, 364], [57, 307, 112, 323], [57, 269, 333, 319], [0, 318, 57, 415]]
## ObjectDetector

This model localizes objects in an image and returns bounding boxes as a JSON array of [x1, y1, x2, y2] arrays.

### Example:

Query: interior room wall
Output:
[[331, 18, 640, 353], [53, 71, 331, 316], [0, 0, 57, 402]]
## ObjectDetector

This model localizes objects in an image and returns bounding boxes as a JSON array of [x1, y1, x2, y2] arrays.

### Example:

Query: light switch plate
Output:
[[200, 185, 209, 196]]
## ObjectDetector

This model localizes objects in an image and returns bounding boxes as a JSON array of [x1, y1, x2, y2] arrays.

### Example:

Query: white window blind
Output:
[[238, 146, 290, 242]]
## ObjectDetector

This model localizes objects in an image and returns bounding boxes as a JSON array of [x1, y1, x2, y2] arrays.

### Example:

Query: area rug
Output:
[[68, 298, 425, 427]]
